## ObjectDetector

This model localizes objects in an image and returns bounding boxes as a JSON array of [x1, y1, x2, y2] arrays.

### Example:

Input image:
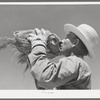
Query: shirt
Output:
[[28, 40, 91, 89]]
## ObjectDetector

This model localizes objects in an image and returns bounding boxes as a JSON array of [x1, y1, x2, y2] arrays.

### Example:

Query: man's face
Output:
[[59, 32, 77, 56]]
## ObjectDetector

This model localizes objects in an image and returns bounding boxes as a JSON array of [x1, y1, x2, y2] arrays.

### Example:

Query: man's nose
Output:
[[61, 39, 65, 43]]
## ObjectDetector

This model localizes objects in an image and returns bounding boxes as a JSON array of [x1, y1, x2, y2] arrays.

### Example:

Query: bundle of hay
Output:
[[0, 29, 60, 71]]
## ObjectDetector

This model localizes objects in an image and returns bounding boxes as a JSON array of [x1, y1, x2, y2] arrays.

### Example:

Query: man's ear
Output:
[[72, 39, 79, 47]]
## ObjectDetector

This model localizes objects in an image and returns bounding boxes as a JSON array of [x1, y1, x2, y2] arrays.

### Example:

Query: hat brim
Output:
[[64, 24, 94, 58]]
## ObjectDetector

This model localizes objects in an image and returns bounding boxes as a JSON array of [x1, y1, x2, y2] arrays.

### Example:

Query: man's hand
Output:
[[35, 28, 52, 43], [27, 28, 52, 46], [27, 28, 60, 59]]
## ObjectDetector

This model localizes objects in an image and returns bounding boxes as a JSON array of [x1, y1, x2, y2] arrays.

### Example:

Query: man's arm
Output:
[[28, 40, 78, 88]]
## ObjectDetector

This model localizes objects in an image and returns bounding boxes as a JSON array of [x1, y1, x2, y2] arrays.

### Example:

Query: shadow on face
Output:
[[59, 32, 79, 56]]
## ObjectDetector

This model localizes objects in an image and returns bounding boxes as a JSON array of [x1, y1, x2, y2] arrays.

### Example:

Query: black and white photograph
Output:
[[0, 2, 100, 98]]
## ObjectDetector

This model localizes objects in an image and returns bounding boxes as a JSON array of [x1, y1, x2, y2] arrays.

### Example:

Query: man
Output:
[[27, 24, 99, 89]]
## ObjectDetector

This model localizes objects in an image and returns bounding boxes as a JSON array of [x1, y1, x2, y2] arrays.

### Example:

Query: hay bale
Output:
[[0, 29, 60, 71]]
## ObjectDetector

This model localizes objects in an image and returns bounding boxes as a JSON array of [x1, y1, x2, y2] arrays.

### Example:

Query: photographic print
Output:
[[0, 2, 100, 98]]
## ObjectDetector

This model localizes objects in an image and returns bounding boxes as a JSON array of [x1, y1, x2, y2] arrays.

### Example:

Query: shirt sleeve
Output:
[[28, 40, 79, 88]]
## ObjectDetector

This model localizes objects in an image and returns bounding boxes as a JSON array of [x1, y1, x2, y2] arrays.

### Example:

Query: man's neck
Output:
[[71, 53, 84, 59]]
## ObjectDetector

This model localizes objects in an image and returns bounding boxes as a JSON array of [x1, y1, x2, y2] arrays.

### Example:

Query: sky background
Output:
[[0, 4, 100, 90]]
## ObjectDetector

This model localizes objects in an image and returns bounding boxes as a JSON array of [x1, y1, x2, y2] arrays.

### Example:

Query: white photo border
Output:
[[0, 2, 100, 98]]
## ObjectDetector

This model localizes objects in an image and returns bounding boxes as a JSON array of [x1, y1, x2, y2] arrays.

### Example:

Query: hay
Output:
[[0, 37, 31, 61], [0, 30, 60, 71]]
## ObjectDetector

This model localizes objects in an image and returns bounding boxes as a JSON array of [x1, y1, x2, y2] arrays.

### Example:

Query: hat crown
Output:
[[77, 24, 99, 48]]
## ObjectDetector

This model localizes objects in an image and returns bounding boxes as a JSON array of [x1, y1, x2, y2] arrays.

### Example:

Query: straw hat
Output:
[[64, 24, 99, 58]]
